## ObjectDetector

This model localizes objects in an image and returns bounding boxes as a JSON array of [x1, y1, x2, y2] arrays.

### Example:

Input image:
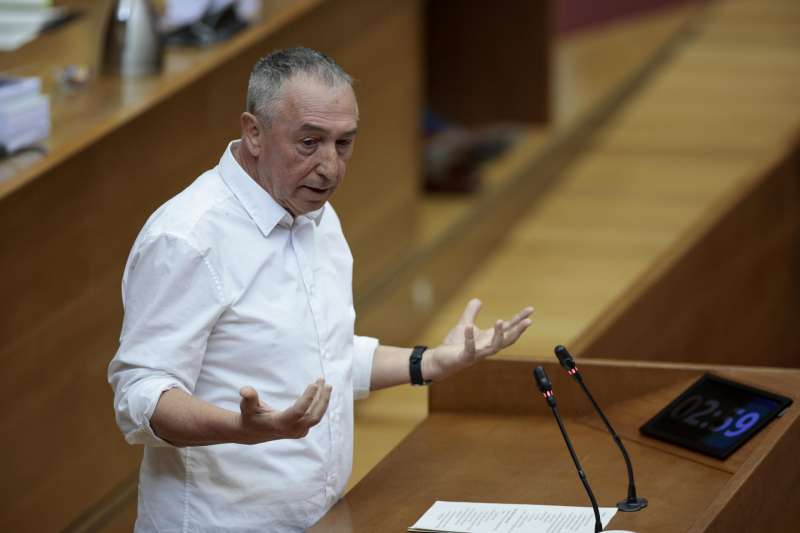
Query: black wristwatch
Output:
[[409, 345, 432, 386]]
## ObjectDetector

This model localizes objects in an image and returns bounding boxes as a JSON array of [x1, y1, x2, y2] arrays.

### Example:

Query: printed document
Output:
[[409, 501, 617, 533]]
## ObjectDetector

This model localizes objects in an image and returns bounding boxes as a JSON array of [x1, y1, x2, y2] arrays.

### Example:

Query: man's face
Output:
[[250, 75, 358, 216]]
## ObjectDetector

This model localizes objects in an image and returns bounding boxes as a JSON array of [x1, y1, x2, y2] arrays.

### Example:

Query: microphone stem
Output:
[[551, 405, 603, 533], [575, 374, 638, 501]]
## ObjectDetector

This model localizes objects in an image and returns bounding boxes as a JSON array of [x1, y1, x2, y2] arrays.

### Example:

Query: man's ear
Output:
[[240, 112, 263, 157]]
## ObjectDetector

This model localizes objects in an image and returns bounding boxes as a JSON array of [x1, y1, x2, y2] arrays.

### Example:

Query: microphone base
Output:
[[617, 497, 648, 512]]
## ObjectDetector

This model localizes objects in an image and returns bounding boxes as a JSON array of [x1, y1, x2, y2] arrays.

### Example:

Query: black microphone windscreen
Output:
[[554, 345, 576, 371], [533, 366, 552, 393]]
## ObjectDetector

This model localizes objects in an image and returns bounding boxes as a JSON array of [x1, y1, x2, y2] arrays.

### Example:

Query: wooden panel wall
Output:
[[0, 1, 421, 530], [576, 138, 800, 367], [697, 411, 800, 533], [328, 1, 421, 294], [426, 0, 552, 126]]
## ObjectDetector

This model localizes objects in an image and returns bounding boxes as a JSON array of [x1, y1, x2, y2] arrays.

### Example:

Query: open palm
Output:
[[428, 299, 533, 382]]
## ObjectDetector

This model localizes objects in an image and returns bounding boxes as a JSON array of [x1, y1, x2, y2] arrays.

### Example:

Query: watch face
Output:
[[640, 374, 792, 459]]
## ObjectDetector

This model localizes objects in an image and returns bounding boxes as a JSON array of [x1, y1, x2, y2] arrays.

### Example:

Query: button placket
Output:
[[290, 222, 323, 347], [292, 220, 339, 493], [293, 223, 315, 293]]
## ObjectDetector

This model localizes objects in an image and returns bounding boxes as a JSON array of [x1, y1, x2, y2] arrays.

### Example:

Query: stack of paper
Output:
[[0, 0, 65, 51], [0, 74, 50, 155], [160, 0, 261, 31], [409, 501, 618, 533]]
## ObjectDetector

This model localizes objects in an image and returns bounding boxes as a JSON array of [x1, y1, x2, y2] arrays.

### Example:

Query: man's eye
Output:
[[300, 138, 318, 147], [336, 139, 353, 147]]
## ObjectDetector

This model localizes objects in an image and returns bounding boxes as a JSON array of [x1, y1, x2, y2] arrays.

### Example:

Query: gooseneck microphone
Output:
[[533, 366, 603, 533], [554, 345, 648, 512]]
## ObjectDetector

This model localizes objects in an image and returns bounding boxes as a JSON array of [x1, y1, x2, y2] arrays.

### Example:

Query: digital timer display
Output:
[[640, 374, 792, 459]]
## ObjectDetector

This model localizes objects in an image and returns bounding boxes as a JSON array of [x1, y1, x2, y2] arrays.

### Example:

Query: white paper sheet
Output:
[[409, 501, 618, 533], [0, 5, 67, 51]]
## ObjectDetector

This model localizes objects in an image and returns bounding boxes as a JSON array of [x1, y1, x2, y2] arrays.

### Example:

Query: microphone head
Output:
[[533, 366, 552, 393], [554, 345, 577, 371]]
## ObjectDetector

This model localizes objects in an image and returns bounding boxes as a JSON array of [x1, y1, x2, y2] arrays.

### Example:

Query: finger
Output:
[[304, 380, 328, 417], [503, 318, 533, 345], [239, 386, 262, 415], [458, 298, 483, 326], [489, 320, 504, 352], [463, 325, 476, 359], [506, 306, 534, 329], [475, 321, 504, 358], [286, 381, 320, 419], [308, 384, 332, 424]]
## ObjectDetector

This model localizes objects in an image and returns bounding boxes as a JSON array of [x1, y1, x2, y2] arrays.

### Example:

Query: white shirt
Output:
[[108, 141, 377, 533]]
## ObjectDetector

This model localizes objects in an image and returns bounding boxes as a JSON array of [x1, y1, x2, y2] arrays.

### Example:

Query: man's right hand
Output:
[[238, 380, 332, 444]]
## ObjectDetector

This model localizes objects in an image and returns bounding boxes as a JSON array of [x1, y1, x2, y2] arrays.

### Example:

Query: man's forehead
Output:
[[276, 75, 358, 127], [298, 122, 358, 136]]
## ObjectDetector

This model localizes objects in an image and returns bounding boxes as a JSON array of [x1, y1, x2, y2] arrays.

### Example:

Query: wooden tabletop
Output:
[[312, 358, 800, 532], [316, 413, 732, 532]]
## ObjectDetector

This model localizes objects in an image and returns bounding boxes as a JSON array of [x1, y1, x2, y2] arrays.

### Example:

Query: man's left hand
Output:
[[423, 298, 533, 383]]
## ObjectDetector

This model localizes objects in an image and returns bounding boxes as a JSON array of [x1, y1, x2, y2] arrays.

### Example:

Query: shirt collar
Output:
[[218, 141, 325, 237]]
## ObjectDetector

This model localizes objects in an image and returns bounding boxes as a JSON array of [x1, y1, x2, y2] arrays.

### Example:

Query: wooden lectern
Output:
[[311, 358, 800, 532]]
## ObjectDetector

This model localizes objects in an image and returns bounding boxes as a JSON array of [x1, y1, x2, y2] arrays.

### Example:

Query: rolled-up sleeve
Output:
[[108, 233, 226, 447], [352, 335, 378, 400]]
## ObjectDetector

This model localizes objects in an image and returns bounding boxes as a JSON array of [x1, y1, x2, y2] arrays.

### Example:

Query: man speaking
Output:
[[108, 47, 532, 532]]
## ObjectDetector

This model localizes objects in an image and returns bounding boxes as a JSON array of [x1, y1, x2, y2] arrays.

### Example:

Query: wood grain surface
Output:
[[312, 358, 800, 532], [426, 0, 551, 126], [419, 0, 800, 370]]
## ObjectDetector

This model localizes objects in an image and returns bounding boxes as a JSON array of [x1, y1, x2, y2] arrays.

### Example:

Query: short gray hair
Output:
[[246, 47, 353, 121]]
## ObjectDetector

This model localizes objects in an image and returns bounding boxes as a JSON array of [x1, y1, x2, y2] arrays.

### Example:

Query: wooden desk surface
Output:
[[313, 358, 800, 532], [316, 413, 731, 533]]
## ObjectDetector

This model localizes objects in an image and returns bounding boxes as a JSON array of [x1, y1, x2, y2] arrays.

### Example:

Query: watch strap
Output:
[[409, 345, 430, 386]]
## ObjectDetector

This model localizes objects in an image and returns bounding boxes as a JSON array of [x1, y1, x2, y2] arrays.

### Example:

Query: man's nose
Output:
[[315, 143, 338, 179]]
